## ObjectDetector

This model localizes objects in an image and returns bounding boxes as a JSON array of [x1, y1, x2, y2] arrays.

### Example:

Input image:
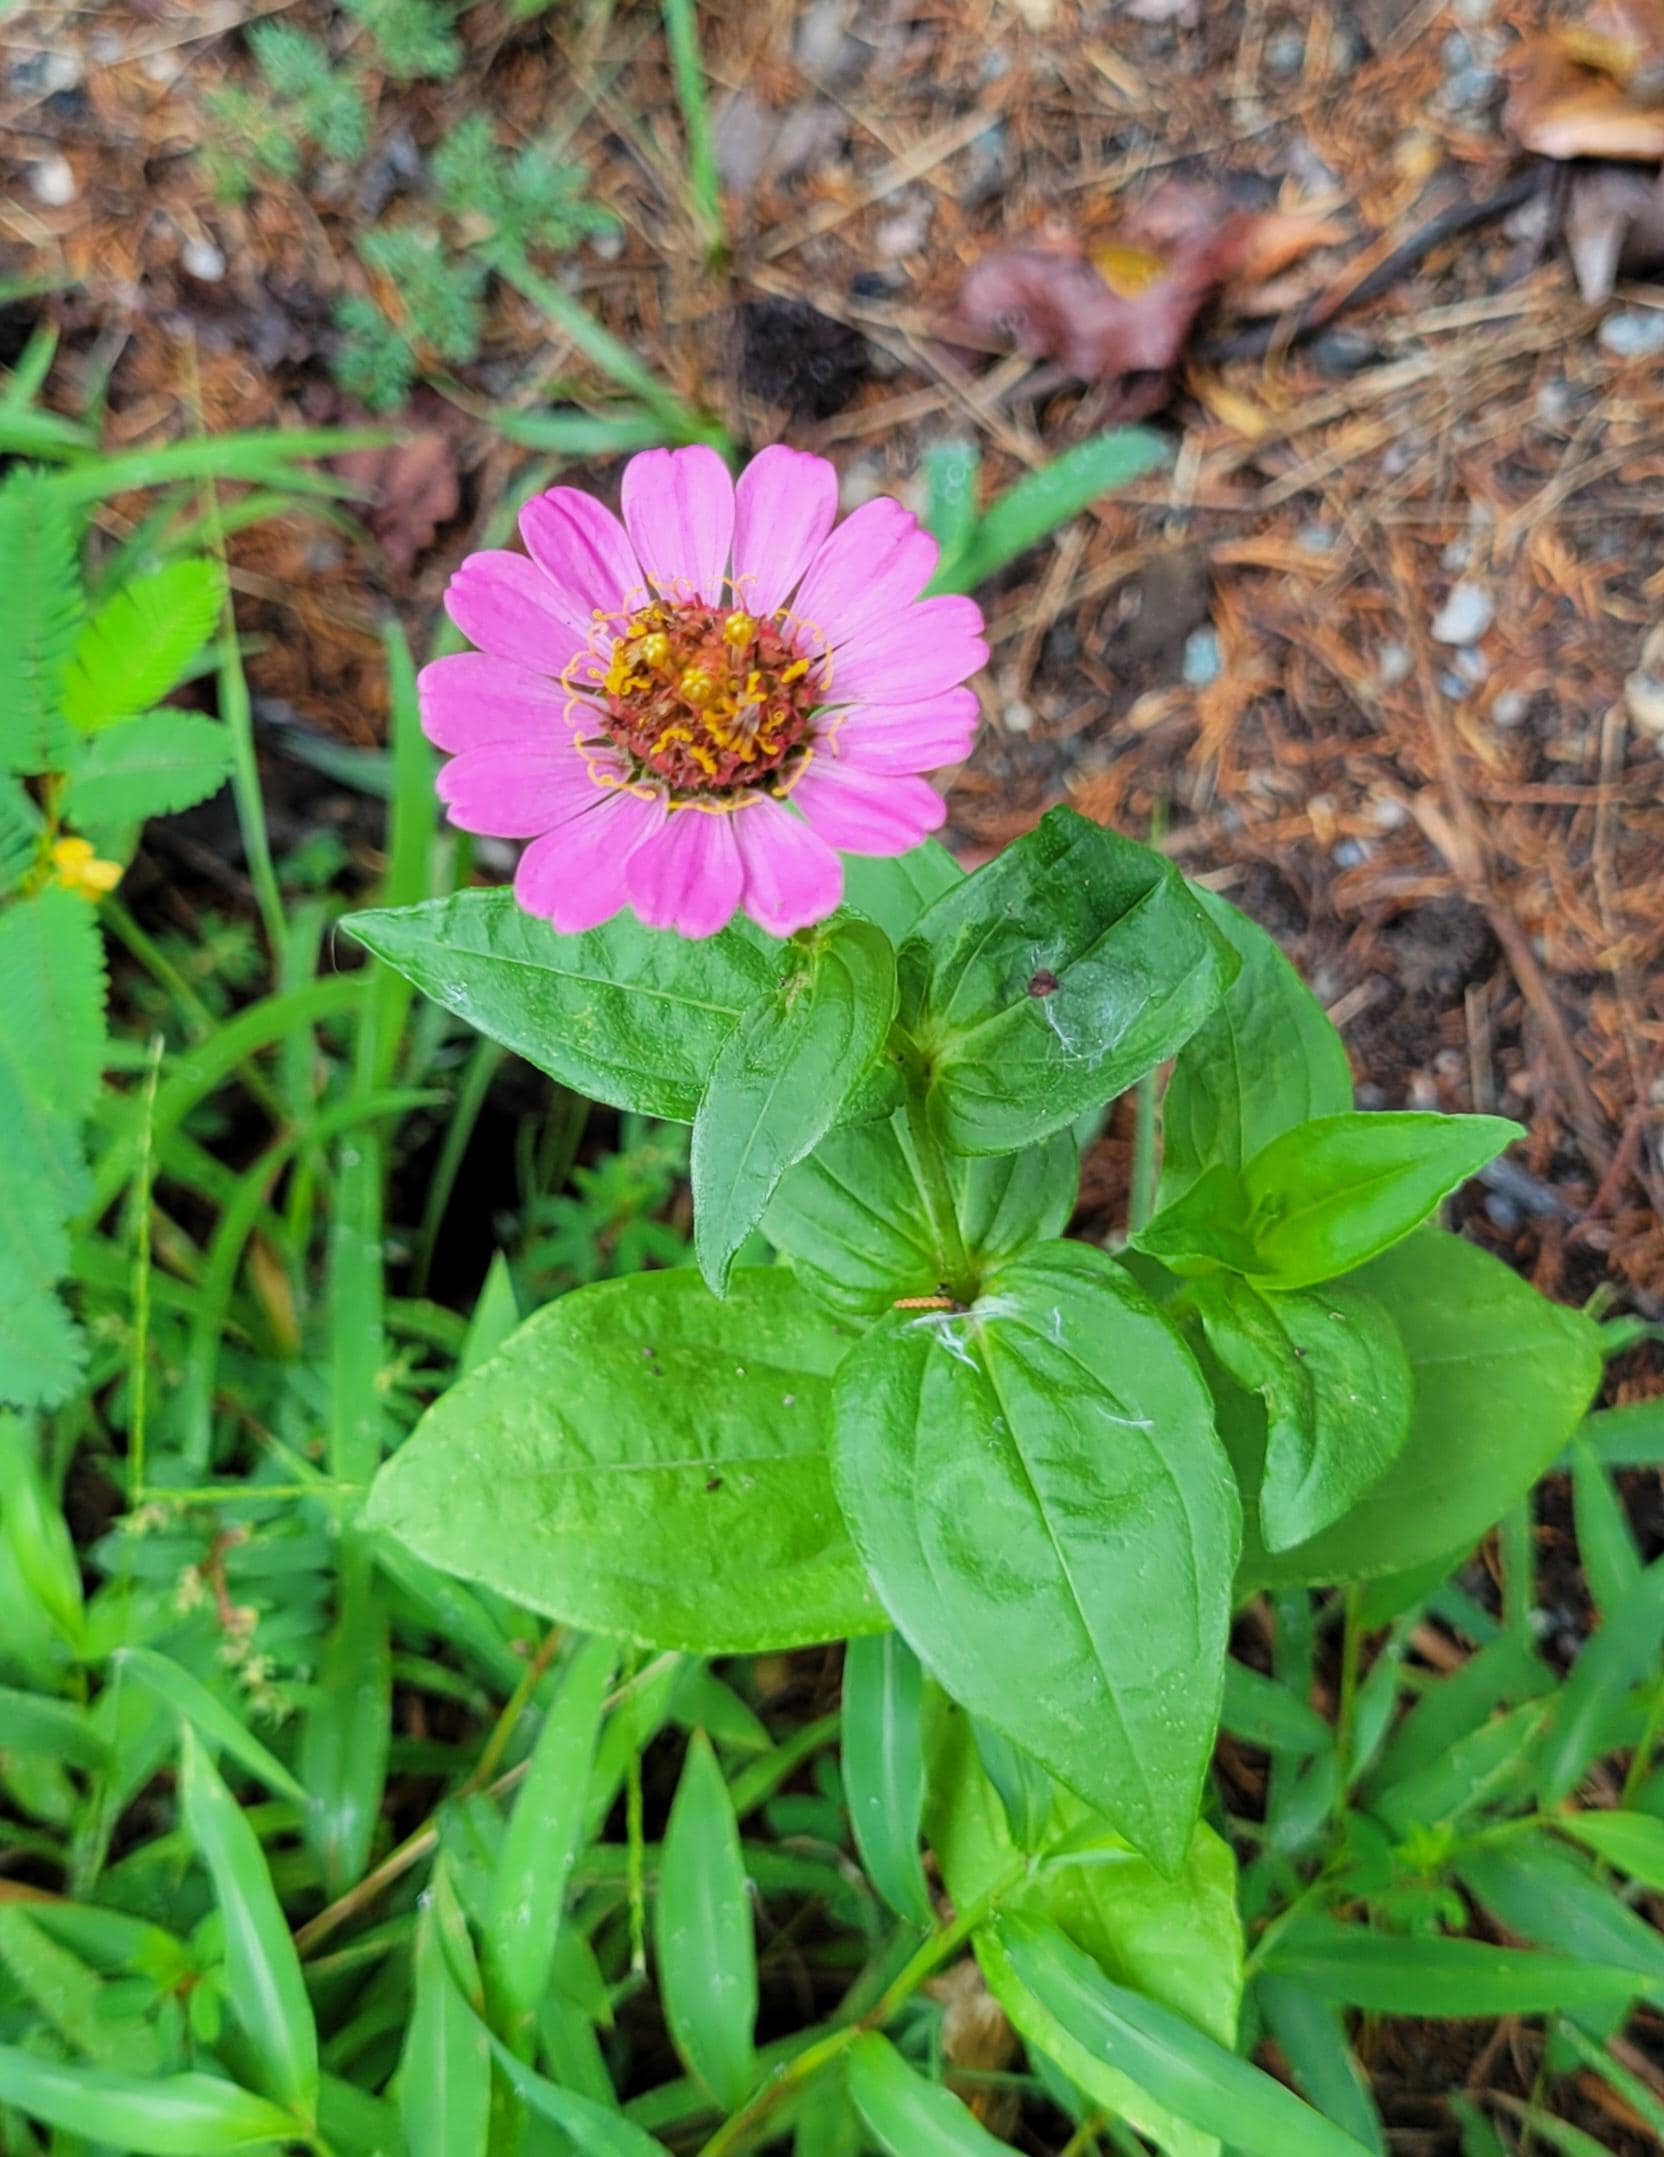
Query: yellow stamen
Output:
[[722, 613, 757, 648], [679, 665, 715, 707]]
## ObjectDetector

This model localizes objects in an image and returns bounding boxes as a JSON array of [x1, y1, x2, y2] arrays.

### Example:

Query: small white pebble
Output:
[[1377, 640, 1413, 687], [182, 237, 226, 282], [1003, 699, 1036, 734], [1491, 688, 1531, 728], [1373, 796, 1409, 832], [1625, 672, 1664, 735], [1430, 582, 1494, 645], [1599, 310, 1664, 359], [29, 154, 76, 207]]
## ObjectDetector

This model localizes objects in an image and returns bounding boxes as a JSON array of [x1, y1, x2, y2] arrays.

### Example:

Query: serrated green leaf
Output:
[[0, 1284, 87, 1411], [0, 466, 82, 774], [0, 772, 42, 895], [64, 708, 233, 829], [60, 558, 224, 732], [368, 1268, 881, 1653], [0, 884, 106, 1127]]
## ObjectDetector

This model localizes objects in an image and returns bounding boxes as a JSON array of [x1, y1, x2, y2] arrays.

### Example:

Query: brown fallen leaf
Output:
[[1507, 1, 1664, 161], [955, 183, 1343, 406], [335, 397, 463, 575]]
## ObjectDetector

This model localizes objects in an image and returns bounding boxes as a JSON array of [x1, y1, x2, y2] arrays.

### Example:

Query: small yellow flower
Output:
[[49, 835, 122, 900]]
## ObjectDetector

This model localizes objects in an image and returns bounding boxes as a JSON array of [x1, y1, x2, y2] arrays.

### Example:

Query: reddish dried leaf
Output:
[[336, 424, 462, 575]]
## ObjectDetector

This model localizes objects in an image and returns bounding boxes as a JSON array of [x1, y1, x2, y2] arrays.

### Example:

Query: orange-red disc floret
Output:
[[599, 600, 820, 796]]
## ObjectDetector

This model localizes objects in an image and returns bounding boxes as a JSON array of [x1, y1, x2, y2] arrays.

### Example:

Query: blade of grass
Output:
[[660, 0, 724, 260]]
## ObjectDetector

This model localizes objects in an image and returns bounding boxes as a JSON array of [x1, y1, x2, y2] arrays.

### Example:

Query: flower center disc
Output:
[[600, 601, 818, 796]]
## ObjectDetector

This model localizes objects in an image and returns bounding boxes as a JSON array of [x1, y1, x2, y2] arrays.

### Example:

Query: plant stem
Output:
[[1332, 1583, 1364, 1803], [695, 1858, 1029, 2157], [901, 1068, 976, 1304], [659, 0, 725, 262]]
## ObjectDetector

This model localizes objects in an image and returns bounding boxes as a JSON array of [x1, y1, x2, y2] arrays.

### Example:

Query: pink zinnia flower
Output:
[[418, 446, 987, 939]]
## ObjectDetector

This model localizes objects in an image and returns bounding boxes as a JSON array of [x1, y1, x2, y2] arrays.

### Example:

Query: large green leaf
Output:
[[692, 917, 895, 1294], [989, 1916, 1370, 2157], [1192, 1274, 1412, 1551], [1236, 1231, 1602, 1588], [846, 2033, 1016, 2156], [60, 558, 224, 732], [843, 1632, 933, 1926], [1237, 1112, 1519, 1290], [832, 1240, 1238, 1871], [1158, 885, 1351, 1208], [900, 806, 1234, 1155], [64, 708, 233, 829], [0, 2046, 302, 2155], [367, 1268, 881, 1653], [1260, 1920, 1644, 2017], [347, 889, 777, 1120], [0, 467, 81, 774], [766, 1114, 1078, 1317]]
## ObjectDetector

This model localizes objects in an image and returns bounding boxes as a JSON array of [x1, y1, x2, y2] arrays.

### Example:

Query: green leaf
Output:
[[833, 1240, 1238, 1871], [842, 1632, 933, 1925], [0, 1906, 160, 2073], [1457, 1837, 1664, 2006], [656, 1730, 757, 2109], [179, 1725, 318, 2122], [1220, 1661, 1334, 1758], [485, 1634, 616, 2039], [298, 1557, 390, 1895], [60, 559, 225, 732], [0, 771, 42, 896], [347, 890, 776, 1120], [925, 1690, 1243, 2103], [1193, 1274, 1413, 1551], [1158, 885, 1351, 1207], [842, 840, 963, 942], [0, 466, 81, 774], [1536, 1553, 1664, 1805], [1254, 1979, 1385, 2157], [693, 917, 896, 1294], [766, 1113, 1078, 1317], [0, 1414, 84, 1651], [1555, 1809, 1664, 1892], [944, 430, 1170, 593], [367, 1268, 881, 1653], [0, 2046, 302, 2155], [990, 1914, 1369, 2156], [0, 1685, 110, 1768], [113, 1645, 309, 1805], [1237, 1231, 1602, 1589], [0, 884, 106, 1128], [846, 2033, 1015, 2155], [0, 1284, 86, 1410], [1237, 1112, 1520, 1290], [1261, 1919, 1644, 2016], [901, 806, 1234, 1156], [402, 1863, 490, 2157], [488, 2037, 672, 2155], [919, 439, 981, 573], [63, 708, 233, 830]]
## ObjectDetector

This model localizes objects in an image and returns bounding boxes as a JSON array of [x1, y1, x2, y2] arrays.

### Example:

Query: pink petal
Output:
[[621, 446, 735, 606], [791, 499, 940, 652], [418, 653, 581, 754], [794, 761, 947, 855], [514, 788, 667, 935], [734, 796, 843, 937], [445, 551, 593, 676], [828, 595, 988, 703], [519, 488, 646, 631], [826, 688, 980, 776], [436, 742, 614, 838], [731, 448, 839, 617], [625, 808, 744, 940]]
